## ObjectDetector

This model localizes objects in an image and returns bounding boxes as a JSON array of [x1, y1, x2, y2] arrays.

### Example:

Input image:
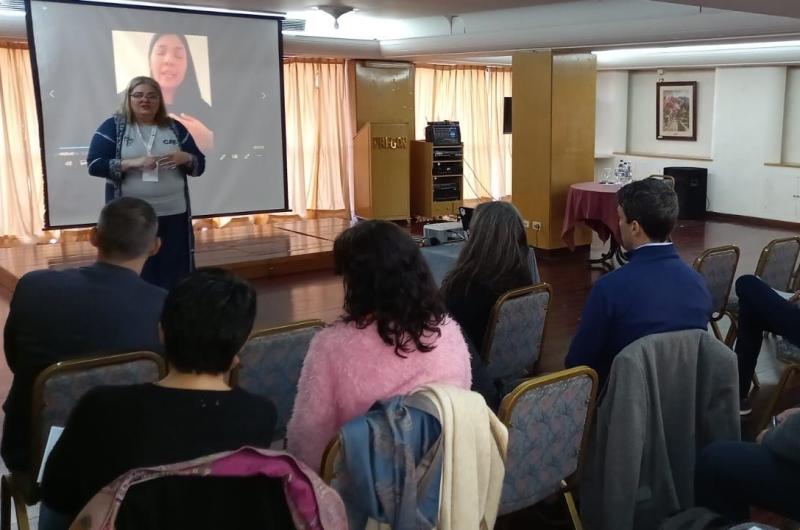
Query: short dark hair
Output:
[[617, 177, 679, 242], [160, 268, 256, 374], [334, 220, 444, 357], [96, 197, 158, 260]]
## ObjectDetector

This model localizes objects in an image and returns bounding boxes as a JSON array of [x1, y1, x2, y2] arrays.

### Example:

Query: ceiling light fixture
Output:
[[315, 4, 356, 29]]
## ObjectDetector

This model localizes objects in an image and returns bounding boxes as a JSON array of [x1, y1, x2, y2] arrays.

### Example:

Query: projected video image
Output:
[[27, 0, 287, 227], [112, 31, 215, 151]]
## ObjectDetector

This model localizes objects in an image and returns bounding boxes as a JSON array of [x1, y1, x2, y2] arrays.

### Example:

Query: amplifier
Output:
[[433, 180, 460, 201], [433, 148, 463, 161], [432, 161, 462, 176]]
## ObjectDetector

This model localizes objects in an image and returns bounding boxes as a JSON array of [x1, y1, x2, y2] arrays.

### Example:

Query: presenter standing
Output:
[[87, 76, 205, 289]]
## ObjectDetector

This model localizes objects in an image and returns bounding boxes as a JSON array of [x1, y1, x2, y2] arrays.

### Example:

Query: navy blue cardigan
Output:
[[87, 114, 206, 205], [565, 244, 713, 385]]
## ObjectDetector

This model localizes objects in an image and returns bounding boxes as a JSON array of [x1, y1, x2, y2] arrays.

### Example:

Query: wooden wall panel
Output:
[[550, 53, 596, 248], [354, 62, 415, 135], [512, 51, 596, 249], [512, 51, 553, 248]]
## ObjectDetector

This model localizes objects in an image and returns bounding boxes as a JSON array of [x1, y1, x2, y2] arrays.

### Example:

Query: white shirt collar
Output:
[[633, 241, 674, 251]]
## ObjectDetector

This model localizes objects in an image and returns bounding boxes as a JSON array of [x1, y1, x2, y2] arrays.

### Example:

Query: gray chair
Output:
[[497, 367, 598, 529], [728, 236, 800, 317], [0, 351, 166, 530], [757, 236, 800, 292], [649, 174, 675, 189], [482, 283, 552, 396], [693, 245, 740, 346], [230, 319, 325, 442]]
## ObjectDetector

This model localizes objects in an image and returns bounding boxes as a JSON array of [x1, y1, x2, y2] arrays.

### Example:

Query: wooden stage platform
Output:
[[0, 217, 353, 291]]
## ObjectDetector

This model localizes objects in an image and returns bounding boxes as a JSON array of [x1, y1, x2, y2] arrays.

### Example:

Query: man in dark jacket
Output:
[[1, 197, 166, 472]]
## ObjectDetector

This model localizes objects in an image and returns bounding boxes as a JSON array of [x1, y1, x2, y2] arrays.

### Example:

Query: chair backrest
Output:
[[692, 245, 740, 320], [72, 447, 346, 530], [496, 367, 597, 515], [482, 283, 552, 383], [755, 236, 800, 291], [230, 319, 325, 441], [30, 351, 166, 483], [649, 174, 675, 189]]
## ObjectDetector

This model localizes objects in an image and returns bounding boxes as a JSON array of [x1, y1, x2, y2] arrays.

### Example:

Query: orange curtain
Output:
[[283, 58, 351, 216], [415, 64, 512, 200], [0, 44, 53, 243]]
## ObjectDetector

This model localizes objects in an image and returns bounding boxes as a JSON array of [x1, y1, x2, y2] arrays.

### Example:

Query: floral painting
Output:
[[657, 81, 697, 141]]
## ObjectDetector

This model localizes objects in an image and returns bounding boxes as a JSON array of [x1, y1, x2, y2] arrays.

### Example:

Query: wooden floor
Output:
[[0, 215, 797, 527]]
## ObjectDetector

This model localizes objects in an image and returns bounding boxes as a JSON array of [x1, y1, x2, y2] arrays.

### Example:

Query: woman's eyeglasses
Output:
[[130, 93, 160, 101]]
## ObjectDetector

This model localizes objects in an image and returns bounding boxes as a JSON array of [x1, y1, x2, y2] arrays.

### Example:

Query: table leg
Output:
[[589, 238, 619, 268], [615, 245, 629, 266]]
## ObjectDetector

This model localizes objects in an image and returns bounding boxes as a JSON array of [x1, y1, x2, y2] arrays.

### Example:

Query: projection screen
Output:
[[26, 0, 288, 227]]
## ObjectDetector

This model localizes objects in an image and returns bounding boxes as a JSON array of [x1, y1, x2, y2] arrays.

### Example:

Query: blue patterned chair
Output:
[[497, 367, 598, 529], [230, 319, 325, 443], [0, 351, 166, 530], [693, 245, 740, 346], [482, 283, 551, 397], [728, 236, 800, 317]]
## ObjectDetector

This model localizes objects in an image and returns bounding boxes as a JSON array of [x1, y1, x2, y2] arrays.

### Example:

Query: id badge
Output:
[[142, 166, 159, 183]]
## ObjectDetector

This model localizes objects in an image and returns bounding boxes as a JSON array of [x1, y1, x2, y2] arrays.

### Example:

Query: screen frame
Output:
[[25, 0, 290, 229]]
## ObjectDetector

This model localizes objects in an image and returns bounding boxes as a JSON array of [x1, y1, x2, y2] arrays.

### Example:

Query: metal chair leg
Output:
[[0, 476, 30, 530], [723, 312, 738, 348], [710, 320, 724, 343], [1, 476, 10, 530], [563, 488, 583, 530]]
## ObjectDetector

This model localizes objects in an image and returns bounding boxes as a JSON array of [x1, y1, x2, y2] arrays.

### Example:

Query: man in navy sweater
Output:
[[565, 177, 712, 386], [1, 197, 166, 473]]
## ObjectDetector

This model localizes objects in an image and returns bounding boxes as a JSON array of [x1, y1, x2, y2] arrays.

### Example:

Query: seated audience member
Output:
[[1, 197, 166, 473], [287, 220, 471, 472], [565, 177, 712, 385], [734, 275, 800, 414], [441, 201, 533, 407], [39, 269, 277, 530], [695, 407, 800, 523]]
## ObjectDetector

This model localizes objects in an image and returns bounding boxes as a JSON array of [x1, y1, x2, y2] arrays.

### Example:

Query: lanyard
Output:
[[134, 123, 158, 156]]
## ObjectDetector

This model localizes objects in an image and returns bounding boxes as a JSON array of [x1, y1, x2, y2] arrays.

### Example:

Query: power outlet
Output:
[[523, 220, 530, 228], [532, 221, 542, 231]]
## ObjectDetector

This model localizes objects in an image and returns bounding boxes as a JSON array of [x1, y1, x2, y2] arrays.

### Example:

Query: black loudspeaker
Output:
[[663, 166, 707, 220], [503, 97, 512, 134]]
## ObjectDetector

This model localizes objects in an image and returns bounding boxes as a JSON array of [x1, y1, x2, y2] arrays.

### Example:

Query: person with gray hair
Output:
[[1, 197, 167, 473], [565, 177, 713, 385]]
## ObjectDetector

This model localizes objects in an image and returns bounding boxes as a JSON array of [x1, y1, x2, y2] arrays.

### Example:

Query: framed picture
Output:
[[656, 81, 697, 141]]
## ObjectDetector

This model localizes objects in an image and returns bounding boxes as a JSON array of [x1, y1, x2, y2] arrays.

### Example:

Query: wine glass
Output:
[[601, 168, 613, 184]]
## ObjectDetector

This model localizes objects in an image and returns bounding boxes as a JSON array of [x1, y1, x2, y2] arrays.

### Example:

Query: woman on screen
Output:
[[148, 33, 215, 151], [87, 76, 205, 289]]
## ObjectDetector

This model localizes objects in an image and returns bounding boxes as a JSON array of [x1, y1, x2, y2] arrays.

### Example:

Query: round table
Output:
[[561, 182, 626, 268]]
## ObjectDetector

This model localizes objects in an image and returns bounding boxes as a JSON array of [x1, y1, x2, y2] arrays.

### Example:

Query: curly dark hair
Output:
[[334, 220, 445, 357]]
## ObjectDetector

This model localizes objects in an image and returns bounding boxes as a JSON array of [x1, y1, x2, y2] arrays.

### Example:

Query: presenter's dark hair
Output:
[[442, 201, 531, 297], [96, 197, 157, 260], [160, 268, 256, 374], [334, 220, 444, 357], [617, 177, 679, 242], [148, 33, 205, 109]]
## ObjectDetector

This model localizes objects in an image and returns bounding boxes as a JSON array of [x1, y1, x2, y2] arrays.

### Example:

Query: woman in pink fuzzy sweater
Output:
[[286, 220, 472, 471]]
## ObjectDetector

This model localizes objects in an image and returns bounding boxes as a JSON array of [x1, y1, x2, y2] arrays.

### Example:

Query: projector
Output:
[[423, 222, 466, 244]]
